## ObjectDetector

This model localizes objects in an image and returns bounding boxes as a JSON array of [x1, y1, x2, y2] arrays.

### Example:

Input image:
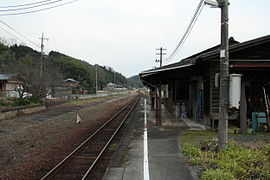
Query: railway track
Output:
[[40, 96, 139, 180]]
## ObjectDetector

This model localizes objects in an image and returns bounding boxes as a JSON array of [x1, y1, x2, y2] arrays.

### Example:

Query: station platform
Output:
[[103, 97, 205, 180]]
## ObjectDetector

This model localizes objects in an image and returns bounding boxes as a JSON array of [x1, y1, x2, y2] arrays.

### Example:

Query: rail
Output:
[[40, 96, 139, 180]]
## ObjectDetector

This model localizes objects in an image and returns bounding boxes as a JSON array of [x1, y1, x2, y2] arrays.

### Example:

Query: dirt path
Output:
[[0, 93, 137, 179]]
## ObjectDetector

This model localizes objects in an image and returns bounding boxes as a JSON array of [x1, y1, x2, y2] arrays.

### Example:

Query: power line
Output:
[[164, 0, 205, 64], [0, 0, 52, 9], [162, 0, 194, 48], [0, 0, 64, 12], [0, 0, 78, 16], [165, 0, 204, 63], [0, 26, 25, 43], [168, 0, 196, 49], [0, 19, 40, 48], [161, 0, 184, 47]]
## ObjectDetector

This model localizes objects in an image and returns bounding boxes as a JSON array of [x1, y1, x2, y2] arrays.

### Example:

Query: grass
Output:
[[181, 130, 217, 145], [181, 130, 270, 179], [68, 97, 101, 105], [0, 98, 42, 107], [66, 94, 121, 106]]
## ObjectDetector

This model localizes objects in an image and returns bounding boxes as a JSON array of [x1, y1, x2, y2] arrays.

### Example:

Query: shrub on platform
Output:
[[182, 140, 270, 179]]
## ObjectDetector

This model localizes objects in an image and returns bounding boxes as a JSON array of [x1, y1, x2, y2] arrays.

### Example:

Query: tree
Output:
[[6, 55, 63, 99]]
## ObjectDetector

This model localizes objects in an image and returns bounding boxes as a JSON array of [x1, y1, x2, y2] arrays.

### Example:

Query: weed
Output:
[[109, 143, 118, 151], [182, 141, 270, 179], [181, 130, 217, 145], [130, 133, 134, 140], [122, 154, 128, 167], [201, 168, 236, 180]]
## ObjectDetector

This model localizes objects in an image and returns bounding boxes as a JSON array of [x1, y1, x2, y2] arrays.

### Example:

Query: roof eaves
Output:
[[140, 58, 197, 77]]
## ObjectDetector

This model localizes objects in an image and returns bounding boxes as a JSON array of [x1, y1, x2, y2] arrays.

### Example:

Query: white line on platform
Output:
[[143, 98, 150, 180]]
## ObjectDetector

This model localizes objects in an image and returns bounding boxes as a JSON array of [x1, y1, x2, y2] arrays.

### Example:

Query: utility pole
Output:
[[155, 47, 166, 67], [204, 0, 229, 151], [95, 64, 98, 95], [218, 0, 229, 151], [154, 47, 166, 126], [39, 33, 49, 78]]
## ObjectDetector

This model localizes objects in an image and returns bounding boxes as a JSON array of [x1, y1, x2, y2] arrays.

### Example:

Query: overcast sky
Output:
[[0, 0, 269, 77]]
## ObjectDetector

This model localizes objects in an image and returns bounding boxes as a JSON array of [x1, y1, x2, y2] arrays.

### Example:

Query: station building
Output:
[[140, 35, 270, 129]]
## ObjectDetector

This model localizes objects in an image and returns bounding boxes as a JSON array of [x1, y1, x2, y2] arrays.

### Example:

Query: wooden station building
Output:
[[140, 35, 270, 128]]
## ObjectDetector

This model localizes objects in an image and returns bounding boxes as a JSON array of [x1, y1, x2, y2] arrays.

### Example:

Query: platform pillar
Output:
[[156, 83, 162, 126]]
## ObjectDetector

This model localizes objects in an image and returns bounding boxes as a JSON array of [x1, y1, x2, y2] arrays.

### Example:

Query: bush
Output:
[[182, 143, 201, 158], [0, 99, 9, 106], [182, 140, 270, 179], [182, 143, 215, 165], [11, 98, 42, 106]]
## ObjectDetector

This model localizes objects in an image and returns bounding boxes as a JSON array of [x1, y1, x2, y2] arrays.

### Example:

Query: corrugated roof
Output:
[[64, 78, 79, 83]]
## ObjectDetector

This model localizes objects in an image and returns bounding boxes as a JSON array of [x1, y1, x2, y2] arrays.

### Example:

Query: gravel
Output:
[[0, 93, 136, 180]]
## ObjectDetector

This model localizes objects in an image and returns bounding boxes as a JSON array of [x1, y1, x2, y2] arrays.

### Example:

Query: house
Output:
[[51, 78, 87, 98], [105, 82, 117, 90], [0, 74, 20, 98], [140, 35, 270, 128], [50, 78, 78, 98], [64, 78, 80, 88], [104, 82, 127, 92], [51, 86, 72, 99]]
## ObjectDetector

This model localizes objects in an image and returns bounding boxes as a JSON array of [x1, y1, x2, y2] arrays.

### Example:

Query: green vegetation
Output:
[[49, 51, 128, 93], [181, 130, 217, 145], [0, 98, 42, 107], [181, 130, 270, 179], [127, 75, 143, 88], [109, 143, 118, 152], [201, 168, 236, 180], [0, 42, 132, 100], [122, 154, 128, 167]]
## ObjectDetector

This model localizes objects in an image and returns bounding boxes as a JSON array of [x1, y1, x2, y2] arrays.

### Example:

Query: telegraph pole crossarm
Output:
[[155, 47, 167, 67]]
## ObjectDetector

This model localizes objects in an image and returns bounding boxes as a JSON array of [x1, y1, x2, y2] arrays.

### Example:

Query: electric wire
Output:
[[162, 0, 194, 49], [159, 0, 194, 65], [163, 4, 200, 64], [165, 5, 204, 64], [161, 0, 184, 47], [165, 0, 204, 62], [167, 0, 196, 50], [0, 0, 52, 9], [0, 0, 78, 16], [0, 19, 40, 48], [0, 26, 25, 44], [0, 0, 64, 12], [164, 0, 205, 64]]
